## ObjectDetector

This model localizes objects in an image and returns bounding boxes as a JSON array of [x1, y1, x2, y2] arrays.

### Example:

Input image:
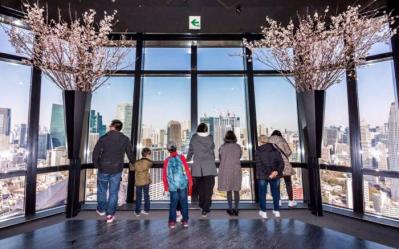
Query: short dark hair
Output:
[[141, 147, 151, 157], [271, 130, 282, 137], [224, 130, 237, 143], [167, 141, 177, 153], [197, 123, 208, 133], [110, 120, 123, 131]]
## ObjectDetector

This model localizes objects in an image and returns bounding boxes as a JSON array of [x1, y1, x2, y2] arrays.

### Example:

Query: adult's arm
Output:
[[162, 158, 169, 192], [274, 151, 284, 175], [92, 137, 103, 166], [187, 137, 194, 161], [282, 140, 292, 158], [125, 138, 135, 164], [181, 155, 193, 195]]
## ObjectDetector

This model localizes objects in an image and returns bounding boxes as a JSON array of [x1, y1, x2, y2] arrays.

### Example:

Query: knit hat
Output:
[[167, 141, 177, 152]]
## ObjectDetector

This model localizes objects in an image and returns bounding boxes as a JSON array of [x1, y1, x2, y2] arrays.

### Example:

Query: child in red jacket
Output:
[[162, 141, 192, 229]]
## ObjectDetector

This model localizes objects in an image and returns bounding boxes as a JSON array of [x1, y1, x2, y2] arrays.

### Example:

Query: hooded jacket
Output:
[[187, 132, 217, 177], [255, 143, 284, 180], [268, 135, 295, 176]]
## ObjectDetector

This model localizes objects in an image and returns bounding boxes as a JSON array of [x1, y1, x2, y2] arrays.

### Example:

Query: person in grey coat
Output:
[[187, 123, 217, 217], [218, 131, 242, 216]]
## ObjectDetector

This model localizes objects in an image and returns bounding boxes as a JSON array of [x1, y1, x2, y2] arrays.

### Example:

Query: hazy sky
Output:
[[1, 31, 396, 132]]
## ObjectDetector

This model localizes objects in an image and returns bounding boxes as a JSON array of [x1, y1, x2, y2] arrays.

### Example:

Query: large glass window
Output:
[[0, 176, 25, 220], [0, 23, 32, 57], [36, 171, 68, 210], [143, 47, 190, 70], [320, 79, 351, 166], [38, 77, 68, 167], [0, 61, 31, 173], [198, 47, 244, 70], [357, 60, 397, 171], [198, 77, 249, 160], [363, 175, 399, 219], [254, 77, 300, 162], [105, 47, 136, 70], [321, 170, 353, 209], [86, 76, 134, 162], [85, 169, 129, 202], [140, 77, 191, 161]]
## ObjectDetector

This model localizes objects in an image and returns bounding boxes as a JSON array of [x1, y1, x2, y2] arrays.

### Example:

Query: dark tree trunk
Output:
[[63, 90, 91, 218], [297, 90, 325, 216]]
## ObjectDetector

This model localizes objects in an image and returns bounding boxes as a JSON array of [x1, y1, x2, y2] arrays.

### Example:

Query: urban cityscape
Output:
[[1, 67, 398, 221]]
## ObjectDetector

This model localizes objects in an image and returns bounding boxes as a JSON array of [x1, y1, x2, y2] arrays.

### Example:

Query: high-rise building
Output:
[[388, 102, 399, 201], [17, 124, 27, 148], [50, 104, 65, 148], [200, 113, 240, 157], [0, 107, 11, 136], [38, 133, 51, 159], [167, 121, 182, 148], [89, 110, 106, 136], [360, 121, 371, 168], [116, 103, 132, 137]]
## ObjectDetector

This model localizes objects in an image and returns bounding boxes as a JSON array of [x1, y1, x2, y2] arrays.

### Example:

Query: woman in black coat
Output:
[[255, 135, 284, 219]]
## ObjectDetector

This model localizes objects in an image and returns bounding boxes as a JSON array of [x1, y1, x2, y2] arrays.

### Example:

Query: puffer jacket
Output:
[[255, 143, 284, 180], [131, 158, 152, 186], [268, 135, 295, 176]]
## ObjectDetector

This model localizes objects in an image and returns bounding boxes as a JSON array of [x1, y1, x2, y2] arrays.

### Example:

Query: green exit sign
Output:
[[189, 16, 201, 30]]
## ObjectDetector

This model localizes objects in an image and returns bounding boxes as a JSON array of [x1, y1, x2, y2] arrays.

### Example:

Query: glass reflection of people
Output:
[[256, 135, 284, 219], [187, 123, 217, 217], [268, 130, 297, 207]]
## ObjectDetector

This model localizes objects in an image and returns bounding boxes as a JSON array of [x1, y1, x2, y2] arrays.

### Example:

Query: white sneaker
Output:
[[134, 212, 141, 217], [96, 209, 106, 216], [176, 211, 183, 222], [258, 211, 267, 219], [106, 215, 115, 223], [288, 200, 297, 207], [141, 210, 149, 215], [272, 211, 280, 218], [279, 200, 282, 206]]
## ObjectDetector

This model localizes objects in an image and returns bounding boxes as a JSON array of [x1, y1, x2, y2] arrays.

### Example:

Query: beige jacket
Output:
[[268, 135, 295, 176], [130, 158, 152, 186]]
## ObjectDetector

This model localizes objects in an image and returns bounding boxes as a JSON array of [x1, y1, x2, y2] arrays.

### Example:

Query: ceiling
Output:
[[0, 0, 387, 33]]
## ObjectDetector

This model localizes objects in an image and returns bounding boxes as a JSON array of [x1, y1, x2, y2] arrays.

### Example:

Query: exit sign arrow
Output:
[[189, 16, 201, 30]]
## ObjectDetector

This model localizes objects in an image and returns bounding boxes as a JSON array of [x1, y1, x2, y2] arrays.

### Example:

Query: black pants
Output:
[[195, 176, 215, 212], [283, 176, 293, 201], [191, 176, 199, 203]]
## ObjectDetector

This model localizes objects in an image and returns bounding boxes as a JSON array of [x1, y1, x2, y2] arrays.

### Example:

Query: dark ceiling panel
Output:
[[0, 0, 387, 33]]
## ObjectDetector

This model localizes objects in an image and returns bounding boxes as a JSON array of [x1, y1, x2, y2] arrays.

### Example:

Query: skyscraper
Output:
[[17, 124, 27, 148], [167, 121, 182, 148], [116, 103, 132, 137], [388, 102, 399, 201], [0, 108, 11, 136], [200, 113, 240, 157], [89, 110, 106, 136], [50, 104, 65, 148], [38, 133, 51, 159]]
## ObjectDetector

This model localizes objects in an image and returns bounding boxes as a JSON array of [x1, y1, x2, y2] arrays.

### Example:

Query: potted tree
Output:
[[4, 3, 133, 217], [244, 5, 396, 215]]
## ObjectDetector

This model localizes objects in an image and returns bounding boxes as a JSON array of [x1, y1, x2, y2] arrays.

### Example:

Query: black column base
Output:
[[66, 159, 82, 218]]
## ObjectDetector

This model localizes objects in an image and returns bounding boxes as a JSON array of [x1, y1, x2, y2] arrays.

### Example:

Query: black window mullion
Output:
[[347, 62, 364, 214], [126, 35, 143, 203], [25, 66, 41, 215], [244, 47, 258, 202], [191, 44, 198, 133]]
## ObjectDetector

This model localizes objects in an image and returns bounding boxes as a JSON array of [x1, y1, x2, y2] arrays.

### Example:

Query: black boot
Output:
[[233, 209, 239, 216], [226, 209, 234, 216]]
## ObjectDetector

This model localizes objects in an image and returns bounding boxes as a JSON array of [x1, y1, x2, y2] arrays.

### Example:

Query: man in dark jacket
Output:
[[92, 120, 134, 223], [255, 135, 284, 219]]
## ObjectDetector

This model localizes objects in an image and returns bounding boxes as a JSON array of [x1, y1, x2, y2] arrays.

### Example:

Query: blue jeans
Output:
[[97, 172, 122, 216], [169, 188, 189, 223], [135, 184, 150, 213], [258, 178, 280, 212]]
